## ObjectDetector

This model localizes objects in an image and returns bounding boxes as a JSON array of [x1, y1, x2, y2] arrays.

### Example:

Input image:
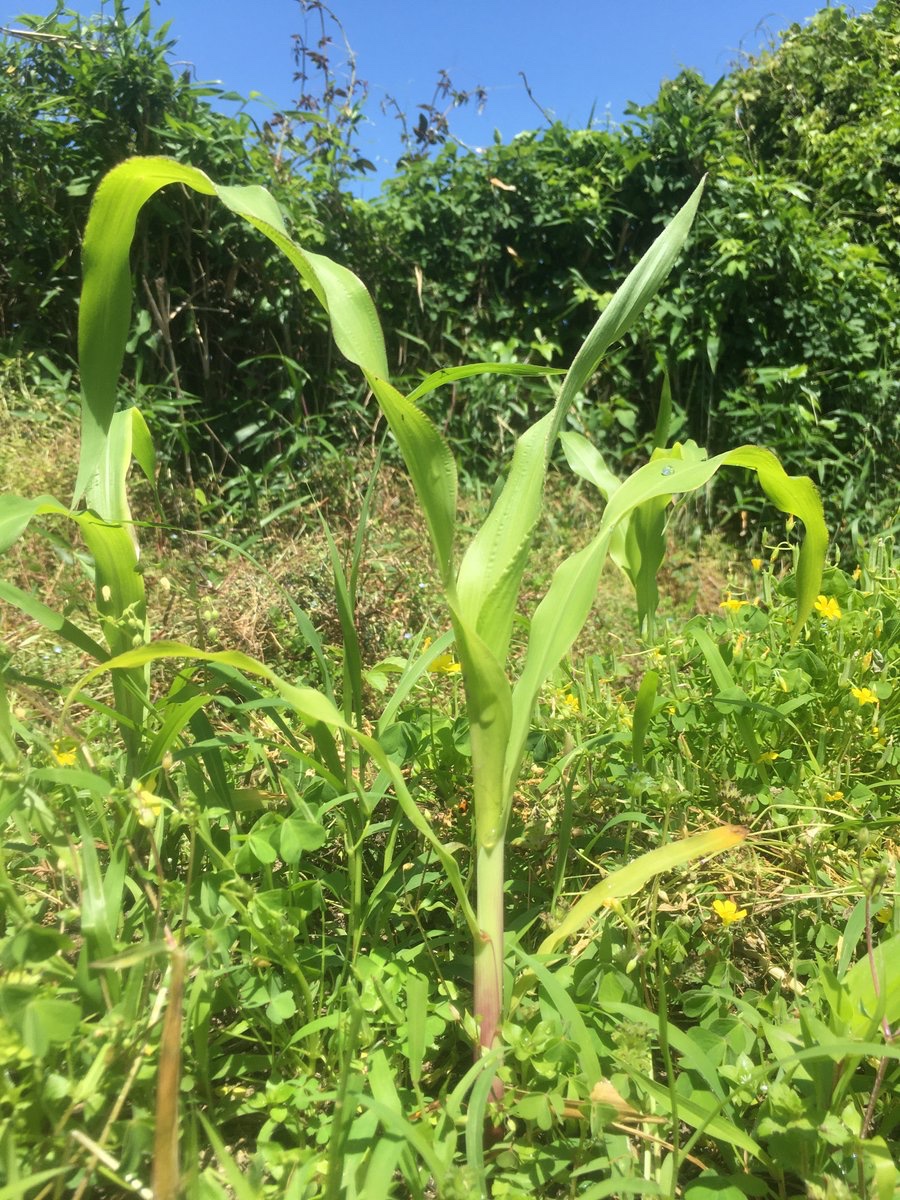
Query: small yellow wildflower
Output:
[[422, 636, 461, 675], [814, 595, 841, 621], [428, 652, 461, 675], [853, 565, 862, 582], [562, 692, 580, 714], [861, 651, 873, 671], [720, 596, 748, 613], [876, 905, 893, 925], [751, 558, 763, 571], [51, 741, 77, 767], [824, 790, 844, 804], [131, 779, 164, 828], [757, 750, 779, 763], [851, 686, 878, 706], [712, 898, 748, 926]]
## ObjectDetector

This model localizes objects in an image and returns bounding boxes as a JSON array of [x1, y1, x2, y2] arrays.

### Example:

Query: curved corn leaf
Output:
[[539, 825, 747, 955], [76, 155, 387, 504], [366, 373, 457, 585], [0, 490, 147, 746], [507, 442, 826, 795], [0, 580, 107, 662], [406, 361, 564, 407], [456, 413, 551, 661], [0, 494, 71, 553]]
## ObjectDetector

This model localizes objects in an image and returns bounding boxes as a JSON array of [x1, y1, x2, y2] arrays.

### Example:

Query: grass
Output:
[[1, 385, 898, 1199]]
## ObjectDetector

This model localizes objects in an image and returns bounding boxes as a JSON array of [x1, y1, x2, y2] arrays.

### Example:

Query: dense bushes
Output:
[[1, 0, 897, 532]]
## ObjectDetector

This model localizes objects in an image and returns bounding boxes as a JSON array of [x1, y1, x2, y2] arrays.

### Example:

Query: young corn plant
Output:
[[3, 158, 827, 1100]]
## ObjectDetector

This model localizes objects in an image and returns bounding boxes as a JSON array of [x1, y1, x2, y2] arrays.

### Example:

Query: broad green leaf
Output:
[[509, 440, 826, 788], [456, 413, 551, 660], [631, 670, 659, 770], [624, 490, 669, 636], [88, 403, 138, 522], [560, 431, 622, 503], [130, 405, 156, 484], [507, 528, 615, 795], [718, 446, 827, 634], [406, 361, 564, 406], [843, 933, 900, 1039], [539, 825, 747, 954], [20, 998, 81, 1059], [0, 494, 71, 553], [76, 511, 148, 747], [450, 613, 512, 850], [597, 444, 826, 635], [546, 178, 705, 448], [280, 817, 328, 864], [0, 472, 146, 753], [76, 156, 387, 502], [368, 373, 457, 585]]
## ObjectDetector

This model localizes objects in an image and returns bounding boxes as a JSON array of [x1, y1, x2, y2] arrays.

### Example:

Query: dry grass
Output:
[[0, 398, 735, 682]]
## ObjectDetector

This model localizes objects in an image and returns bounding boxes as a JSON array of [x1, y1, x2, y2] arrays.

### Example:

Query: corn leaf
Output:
[[539, 825, 747, 955], [367, 374, 457, 586], [76, 156, 387, 503], [456, 413, 551, 661], [546, 178, 705, 448], [405, 361, 564, 406]]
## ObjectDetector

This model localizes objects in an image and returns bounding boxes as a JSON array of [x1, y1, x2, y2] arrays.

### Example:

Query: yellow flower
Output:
[[876, 905, 893, 925], [757, 750, 779, 763], [712, 898, 748, 926], [814, 594, 841, 621], [861, 651, 873, 671], [853, 565, 862, 582], [131, 778, 164, 828], [751, 558, 763, 571], [720, 596, 748, 613], [824, 790, 844, 804], [428, 652, 461, 675], [554, 688, 580, 714], [851, 686, 878, 706], [422, 636, 461, 675], [51, 741, 77, 767]]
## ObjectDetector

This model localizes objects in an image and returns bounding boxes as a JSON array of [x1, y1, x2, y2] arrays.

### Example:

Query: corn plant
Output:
[[1, 158, 827, 1101]]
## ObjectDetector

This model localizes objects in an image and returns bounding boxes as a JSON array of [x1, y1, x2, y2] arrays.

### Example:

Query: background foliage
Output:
[[1, 0, 897, 523]]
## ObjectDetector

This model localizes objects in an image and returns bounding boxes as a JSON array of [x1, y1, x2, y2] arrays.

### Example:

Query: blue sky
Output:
[[2, 1, 875, 192]]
